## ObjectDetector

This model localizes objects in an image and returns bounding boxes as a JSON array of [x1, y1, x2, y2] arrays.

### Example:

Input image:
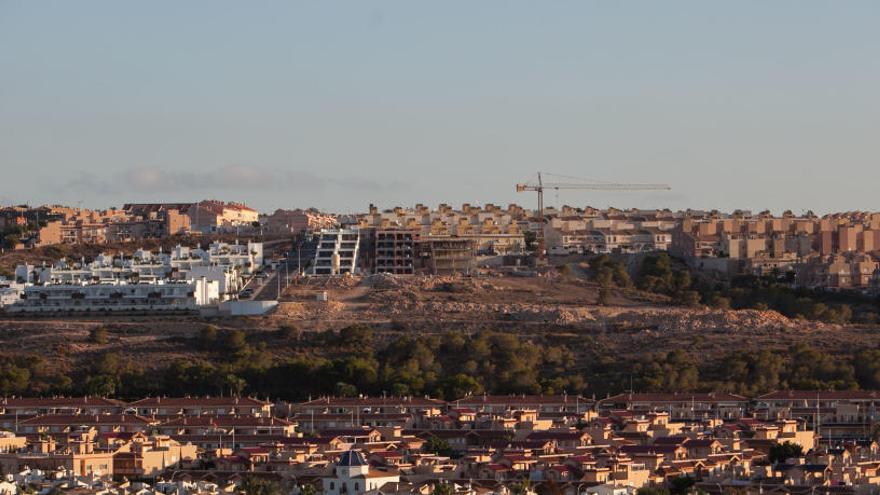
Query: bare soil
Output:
[[2, 271, 877, 373]]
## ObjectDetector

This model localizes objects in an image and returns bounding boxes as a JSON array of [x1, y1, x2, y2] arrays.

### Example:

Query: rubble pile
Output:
[[317, 276, 360, 290], [276, 301, 345, 319], [361, 273, 409, 290], [607, 308, 798, 333], [376, 300, 598, 325]]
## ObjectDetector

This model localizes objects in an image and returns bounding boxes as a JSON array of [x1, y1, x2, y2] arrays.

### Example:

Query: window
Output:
[[330, 482, 335, 490], [354, 483, 360, 491]]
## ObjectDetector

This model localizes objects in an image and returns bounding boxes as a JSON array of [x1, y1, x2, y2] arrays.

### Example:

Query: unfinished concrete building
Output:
[[311, 228, 361, 275], [415, 237, 475, 275], [374, 230, 417, 274]]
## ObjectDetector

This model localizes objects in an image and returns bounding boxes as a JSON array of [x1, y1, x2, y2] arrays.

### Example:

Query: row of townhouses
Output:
[[0, 201, 260, 249], [7, 201, 880, 290], [0, 392, 877, 494]]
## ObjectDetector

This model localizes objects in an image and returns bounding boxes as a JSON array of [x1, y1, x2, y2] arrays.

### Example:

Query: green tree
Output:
[[786, 344, 856, 390], [636, 350, 700, 392], [339, 324, 374, 348], [612, 263, 633, 288], [677, 290, 701, 307], [537, 479, 563, 495], [222, 329, 248, 354], [597, 287, 612, 306], [223, 374, 246, 396], [825, 304, 853, 324], [637, 488, 670, 495], [3, 234, 20, 249], [596, 266, 614, 288], [768, 442, 804, 464], [855, 349, 880, 389], [83, 374, 116, 396], [439, 373, 483, 400], [334, 382, 358, 397], [638, 253, 674, 293], [0, 363, 30, 395], [276, 324, 301, 341], [708, 293, 731, 310], [240, 476, 282, 495], [672, 270, 692, 293], [509, 480, 531, 495], [198, 325, 219, 349], [433, 483, 455, 495], [668, 476, 695, 495], [89, 327, 109, 344], [870, 422, 880, 441], [523, 231, 537, 252], [424, 436, 454, 457], [298, 484, 318, 495]]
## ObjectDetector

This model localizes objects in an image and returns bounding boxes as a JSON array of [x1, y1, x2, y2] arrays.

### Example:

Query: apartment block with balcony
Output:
[[414, 237, 475, 275], [4, 240, 263, 312], [374, 230, 417, 275], [311, 228, 361, 275], [6, 278, 219, 313]]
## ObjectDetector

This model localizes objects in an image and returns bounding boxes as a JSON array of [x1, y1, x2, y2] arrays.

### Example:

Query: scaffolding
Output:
[[416, 237, 476, 275]]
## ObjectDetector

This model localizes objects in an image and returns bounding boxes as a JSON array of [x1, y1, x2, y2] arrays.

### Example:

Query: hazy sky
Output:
[[1, 1, 878, 214]]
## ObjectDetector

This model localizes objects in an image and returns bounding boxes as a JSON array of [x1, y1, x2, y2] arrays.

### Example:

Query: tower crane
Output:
[[515, 172, 671, 254]]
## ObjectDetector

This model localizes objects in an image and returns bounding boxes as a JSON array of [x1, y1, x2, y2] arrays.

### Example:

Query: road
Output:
[[251, 238, 314, 301]]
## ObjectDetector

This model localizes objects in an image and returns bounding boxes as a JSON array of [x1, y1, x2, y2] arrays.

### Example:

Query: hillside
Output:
[[1, 265, 878, 399]]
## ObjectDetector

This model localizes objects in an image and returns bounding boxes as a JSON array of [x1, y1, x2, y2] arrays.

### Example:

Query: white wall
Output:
[[220, 300, 278, 315]]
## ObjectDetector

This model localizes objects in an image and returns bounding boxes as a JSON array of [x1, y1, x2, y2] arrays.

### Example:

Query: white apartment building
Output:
[[544, 213, 675, 255], [4, 241, 261, 313], [583, 228, 671, 254], [311, 229, 360, 275], [0, 277, 21, 308], [166, 241, 263, 275], [6, 278, 219, 313]]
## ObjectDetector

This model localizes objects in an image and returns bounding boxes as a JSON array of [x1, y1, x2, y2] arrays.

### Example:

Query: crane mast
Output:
[[515, 172, 671, 255]]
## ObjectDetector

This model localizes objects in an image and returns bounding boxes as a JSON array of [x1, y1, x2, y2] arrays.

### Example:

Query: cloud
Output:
[[56, 164, 399, 196]]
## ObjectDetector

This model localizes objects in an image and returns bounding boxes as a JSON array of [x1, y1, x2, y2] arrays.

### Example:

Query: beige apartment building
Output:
[[544, 209, 677, 255], [187, 200, 259, 233], [357, 203, 526, 255], [262, 208, 337, 234], [112, 434, 198, 479], [28, 205, 192, 247], [19, 200, 260, 247], [671, 211, 880, 288]]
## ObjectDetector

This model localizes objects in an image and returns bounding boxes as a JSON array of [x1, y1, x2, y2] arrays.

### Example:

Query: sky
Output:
[[1, 1, 878, 214]]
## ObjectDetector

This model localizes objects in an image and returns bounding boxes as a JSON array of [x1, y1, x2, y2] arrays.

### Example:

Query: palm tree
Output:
[[240, 476, 282, 495]]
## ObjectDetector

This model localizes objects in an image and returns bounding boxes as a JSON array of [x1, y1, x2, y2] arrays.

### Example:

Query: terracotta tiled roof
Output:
[[526, 431, 589, 441], [160, 416, 293, 427], [600, 393, 749, 404], [652, 436, 689, 445], [127, 397, 270, 407], [19, 414, 155, 426], [298, 397, 445, 407], [619, 444, 682, 455], [0, 397, 125, 408], [454, 395, 591, 405], [757, 390, 880, 401]]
